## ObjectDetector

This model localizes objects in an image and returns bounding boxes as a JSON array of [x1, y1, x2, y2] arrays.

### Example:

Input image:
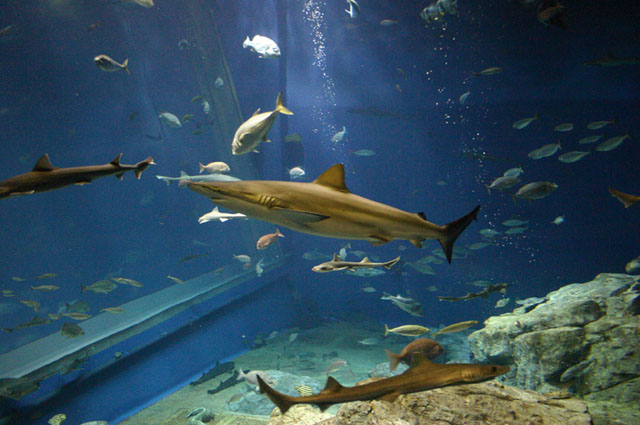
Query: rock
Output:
[[368, 362, 407, 378], [266, 404, 332, 425], [267, 381, 592, 425], [469, 273, 640, 410]]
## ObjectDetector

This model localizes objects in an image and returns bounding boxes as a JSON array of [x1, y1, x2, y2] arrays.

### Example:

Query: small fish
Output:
[[31, 285, 59, 292], [609, 188, 640, 209], [256, 229, 284, 250], [227, 393, 244, 403], [167, 275, 186, 284], [94, 55, 129, 74], [35, 273, 57, 280], [485, 176, 520, 193], [214, 76, 224, 88], [360, 285, 376, 293], [352, 149, 376, 156], [101, 307, 124, 314], [479, 228, 500, 238], [61, 313, 91, 320], [587, 119, 616, 130], [503, 167, 524, 178], [288, 333, 299, 343], [66, 300, 90, 313], [48, 313, 60, 320], [202, 100, 210, 114], [554, 122, 574, 132], [295, 385, 313, 396], [512, 114, 539, 130], [233, 254, 251, 263], [82, 279, 118, 294], [434, 320, 479, 336], [111, 277, 143, 287], [179, 253, 209, 263], [379, 19, 398, 26], [182, 114, 195, 122], [384, 324, 430, 337], [513, 181, 558, 202], [48, 413, 67, 425], [578, 134, 603, 144], [625, 256, 640, 274], [11, 276, 26, 282], [595, 132, 631, 152], [2, 289, 15, 297], [505, 226, 527, 235], [87, 22, 100, 32], [381, 293, 423, 317], [191, 95, 204, 103], [338, 243, 351, 261], [61, 323, 84, 338], [558, 151, 589, 163], [243, 35, 281, 58], [473, 67, 503, 77], [324, 359, 354, 375], [358, 337, 380, 345], [458, 91, 470, 105], [256, 258, 264, 277], [528, 142, 561, 159], [158, 112, 182, 128], [495, 298, 510, 308], [131, 0, 154, 7], [502, 218, 528, 227], [199, 161, 230, 174], [284, 133, 302, 143], [331, 126, 347, 144], [537, 1, 568, 29], [288, 166, 305, 180], [3, 316, 52, 332], [468, 241, 491, 250], [552, 215, 565, 225], [20, 300, 40, 312], [198, 207, 247, 224]]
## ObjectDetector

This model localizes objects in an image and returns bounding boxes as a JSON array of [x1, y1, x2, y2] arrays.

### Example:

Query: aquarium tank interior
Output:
[[0, 0, 639, 424]]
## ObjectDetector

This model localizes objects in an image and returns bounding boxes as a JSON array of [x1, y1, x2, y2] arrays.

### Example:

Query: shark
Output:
[[188, 164, 480, 263], [257, 353, 509, 414], [0, 154, 154, 199], [312, 254, 400, 272]]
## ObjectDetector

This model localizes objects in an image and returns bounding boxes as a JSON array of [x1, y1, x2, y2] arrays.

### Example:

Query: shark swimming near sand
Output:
[[312, 254, 401, 272], [257, 353, 509, 413], [0, 154, 154, 199], [188, 164, 480, 263]]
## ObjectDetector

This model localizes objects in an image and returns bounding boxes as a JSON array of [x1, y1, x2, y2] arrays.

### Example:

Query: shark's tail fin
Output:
[[385, 256, 401, 269], [275, 92, 294, 115], [438, 205, 481, 264], [257, 374, 296, 414], [385, 349, 400, 372], [135, 157, 155, 179]]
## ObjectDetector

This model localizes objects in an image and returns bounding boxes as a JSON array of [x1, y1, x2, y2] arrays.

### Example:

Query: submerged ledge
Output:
[[0, 256, 287, 400]]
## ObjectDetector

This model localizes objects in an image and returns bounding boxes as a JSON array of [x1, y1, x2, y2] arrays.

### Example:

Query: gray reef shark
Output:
[[0, 154, 154, 199], [257, 353, 509, 414], [188, 164, 480, 263], [312, 254, 400, 272]]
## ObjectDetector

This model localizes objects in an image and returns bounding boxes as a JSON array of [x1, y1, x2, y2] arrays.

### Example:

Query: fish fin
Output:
[[250, 108, 261, 117], [385, 349, 399, 371], [410, 239, 423, 248], [123, 58, 130, 74], [380, 392, 401, 402], [321, 376, 344, 394], [115, 173, 125, 180], [263, 138, 272, 143], [256, 375, 295, 414], [384, 324, 389, 336], [219, 218, 229, 222], [276, 228, 284, 237], [275, 92, 294, 115], [332, 253, 340, 261], [273, 208, 330, 224], [368, 235, 392, 246], [438, 205, 480, 264], [313, 164, 350, 192], [385, 256, 401, 269], [110, 154, 123, 166], [32, 154, 56, 172], [417, 212, 427, 220], [179, 171, 188, 177], [407, 352, 434, 370], [135, 157, 154, 179], [199, 163, 205, 174], [316, 402, 334, 412]]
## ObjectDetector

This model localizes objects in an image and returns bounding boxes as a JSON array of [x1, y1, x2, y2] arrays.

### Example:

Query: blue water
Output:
[[0, 0, 638, 420]]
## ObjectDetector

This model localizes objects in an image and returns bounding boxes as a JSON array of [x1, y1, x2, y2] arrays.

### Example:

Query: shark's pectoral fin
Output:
[[262, 137, 272, 143], [379, 391, 401, 403], [115, 173, 125, 180], [10, 190, 35, 196], [410, 239, 424, 248], [316, 402, 334, 412], [368, 235, 392, 246], [74, 179, 92, 185], [273, 208, 329, 225]]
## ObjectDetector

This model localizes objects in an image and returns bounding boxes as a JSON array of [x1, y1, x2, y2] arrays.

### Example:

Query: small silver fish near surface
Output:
[[558, 151, 589, 163], [552, 215, 565, 225], [587, 119, 616, 130], [595, 132, 631, 152], [94, 55, 129, 74], [514, 182, 558, 201], [512, 114, 538, 129]]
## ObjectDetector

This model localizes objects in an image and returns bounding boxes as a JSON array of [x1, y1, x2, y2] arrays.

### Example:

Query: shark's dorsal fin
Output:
[[179, 171, 188, 177], [313, 164, 350, 193], [361, 257, 370, 263], [110, 153, 123, 166], [32, 154, 55, 172], [251, 108, 261, 117], [332, 254, 340, 262], [417, 212, 427, 221], [321, 376, 344, 394]]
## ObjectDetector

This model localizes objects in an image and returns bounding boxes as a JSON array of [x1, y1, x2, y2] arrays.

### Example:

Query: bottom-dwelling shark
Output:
[[257, 353, 509, 414], [0, 154, 154, 199], [188, 164, 480, 263]]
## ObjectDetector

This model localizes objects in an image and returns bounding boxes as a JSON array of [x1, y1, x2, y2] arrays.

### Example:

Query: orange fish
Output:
[[256, 228, 284, 250], [385, 338, 443, 372]]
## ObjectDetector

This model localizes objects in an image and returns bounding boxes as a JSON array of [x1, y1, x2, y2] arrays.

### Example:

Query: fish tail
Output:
[[134, 157, 155, 179], [123, 58, 130, 75], [199, 163, 205, 174], [385, 256, 400, 269], [276, 228, 284, 237], [257, 375, 296, 414], [384, 324, 390, 336], [385, 349, 400, 371], [438, 205, 481, 264], [484, 184, 491, 195], [275, 92, 294, 115], [242, 36, 250, 48]]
